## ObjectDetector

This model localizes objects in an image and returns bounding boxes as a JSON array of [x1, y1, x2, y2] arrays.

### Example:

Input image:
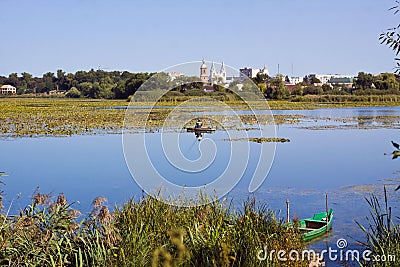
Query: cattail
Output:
[[92, 196, 107, 209], [68, 209, 82, 219], [56, 193, 67, 206], [32, 191, 52, 205], [98, 206, 112, 225]]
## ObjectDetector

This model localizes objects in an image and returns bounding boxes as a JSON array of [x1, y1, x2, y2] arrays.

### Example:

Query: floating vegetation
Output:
[[2, 98, 398, 137], [0, 99, 128, 137], [226, 137, 290, 143], [249, 137, 290, 143]]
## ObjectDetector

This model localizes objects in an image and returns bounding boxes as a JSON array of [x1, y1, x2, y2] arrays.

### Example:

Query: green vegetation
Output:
[[2, 67, 400, 102], [226, 137, 290, 143], [0, 190, 307, 266], [254, 71, 400, 100], [356, 188, 400, 266], [0, 99, 128, 137], [380, 1, 400, 73], [1, 98, 399, 137]]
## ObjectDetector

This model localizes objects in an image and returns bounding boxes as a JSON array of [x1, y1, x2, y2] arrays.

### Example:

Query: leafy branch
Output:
[[380, 1, 400, 73]]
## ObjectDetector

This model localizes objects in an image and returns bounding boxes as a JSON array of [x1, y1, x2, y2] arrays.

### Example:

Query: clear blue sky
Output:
[[0, 0, 398, 77]]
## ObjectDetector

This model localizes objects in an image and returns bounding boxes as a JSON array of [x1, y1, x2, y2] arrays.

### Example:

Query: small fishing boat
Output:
[[296, 209, 333, 242]]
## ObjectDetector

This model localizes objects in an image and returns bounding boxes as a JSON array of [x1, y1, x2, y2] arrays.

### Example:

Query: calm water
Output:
[[1, 106, 400, 266]]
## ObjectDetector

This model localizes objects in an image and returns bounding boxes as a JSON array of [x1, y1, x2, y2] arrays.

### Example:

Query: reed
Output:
[[0, 189, 307, 266], [356, 187, 400, 266]]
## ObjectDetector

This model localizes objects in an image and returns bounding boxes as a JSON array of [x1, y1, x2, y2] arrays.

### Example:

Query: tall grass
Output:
[[0, 190, 307, 266], [356, 187, 400, 266]]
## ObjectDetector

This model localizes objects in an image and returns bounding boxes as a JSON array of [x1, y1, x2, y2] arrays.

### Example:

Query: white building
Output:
[[0, 85, 16, 95], [308, 74, 355, 84], [200, 59, 209, 83], [288, 77, 303, 84], [168, 71, 183, 81], [200, 60, 227, 85], [209, 61, 226, 85], [240, 65, 270, 81]]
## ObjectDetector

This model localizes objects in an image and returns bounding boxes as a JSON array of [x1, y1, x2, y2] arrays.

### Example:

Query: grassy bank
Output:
[[0, 191, 307, 267]]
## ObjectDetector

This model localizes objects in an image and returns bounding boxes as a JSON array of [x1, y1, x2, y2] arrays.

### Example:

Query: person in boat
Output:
[[195, 119, 202, 129]]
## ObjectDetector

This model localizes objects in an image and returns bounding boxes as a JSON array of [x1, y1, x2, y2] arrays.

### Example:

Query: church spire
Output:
[[220, 61, 225, 74], [210, 61, 215, 73], [210, 61, 215, 85]]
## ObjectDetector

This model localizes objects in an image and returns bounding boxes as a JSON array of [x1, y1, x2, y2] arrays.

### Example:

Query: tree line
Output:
[[1, 69, 399, 100], [252, 72, 400, 100], [0, 69, 156, 99]]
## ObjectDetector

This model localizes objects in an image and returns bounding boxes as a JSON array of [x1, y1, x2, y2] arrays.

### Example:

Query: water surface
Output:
[[1, 106, 400, 266]]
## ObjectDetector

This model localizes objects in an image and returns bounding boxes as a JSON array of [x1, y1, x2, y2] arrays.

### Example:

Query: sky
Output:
[[0, 0, 398, 77]]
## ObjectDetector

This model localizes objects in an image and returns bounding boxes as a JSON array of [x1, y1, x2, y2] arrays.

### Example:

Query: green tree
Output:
[[309, 76, 321, 84], [21, 72, 33, 92], [271, 75, 290, 100], [5, 73, 19, 87], [292, 84, 303, 96], [257, 83, 266, 94], [77, 82, 93, 97], [354, 72, 375, 89], [41, 72, 56, 92], [374, 72, 400, 90], [65, 87, 81, 98], [321, 84, 332, 92], [56, 69, 68, 91], [253, 73, 270, 84]]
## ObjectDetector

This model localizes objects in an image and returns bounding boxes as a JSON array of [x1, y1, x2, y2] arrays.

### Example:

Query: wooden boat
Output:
[[296, 209, 333, 242], [186, 127, 215, 133]]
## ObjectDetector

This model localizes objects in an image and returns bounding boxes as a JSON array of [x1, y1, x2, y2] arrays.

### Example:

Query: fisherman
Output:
[[195, 119, 202, 129]]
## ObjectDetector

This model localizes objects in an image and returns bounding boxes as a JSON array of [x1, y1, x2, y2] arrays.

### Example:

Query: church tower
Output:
[[200, 59, 208, 83], [220, 61, 226, 83], [209, 61, 216, 85]]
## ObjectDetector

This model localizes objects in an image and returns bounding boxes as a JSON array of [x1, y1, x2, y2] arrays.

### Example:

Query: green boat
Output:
[[296, 209, 333, 242]]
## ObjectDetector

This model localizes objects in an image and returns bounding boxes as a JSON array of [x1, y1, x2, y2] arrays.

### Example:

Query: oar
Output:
[[286, 199, 290, 223]]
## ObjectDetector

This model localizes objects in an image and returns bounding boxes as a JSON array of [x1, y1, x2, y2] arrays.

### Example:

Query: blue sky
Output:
[[0, 0, 398, 77]]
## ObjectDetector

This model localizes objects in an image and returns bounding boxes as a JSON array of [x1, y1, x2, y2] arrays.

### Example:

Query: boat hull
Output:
[[296, 209, 333, 242], [186, 127, 215, 133]]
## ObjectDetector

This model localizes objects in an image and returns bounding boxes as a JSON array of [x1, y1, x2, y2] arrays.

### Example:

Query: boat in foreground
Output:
[[296, 208, 333, 242]]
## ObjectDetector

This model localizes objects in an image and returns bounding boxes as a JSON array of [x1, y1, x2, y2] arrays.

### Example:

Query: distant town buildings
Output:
[[198, 60, 356, 90], [288, 77, 303, 85], [0, 85, 16, 95], [308, 74, 354, 85], [210, 61, 226, 85], [168, 71, 183, 81], [199, 60, 227, 85], [200, 60, 208, 83], [328, 77, 354, 88], [239, 65, 269, 80]]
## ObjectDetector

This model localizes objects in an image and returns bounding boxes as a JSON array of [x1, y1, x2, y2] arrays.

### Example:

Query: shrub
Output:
[[65, 87, 81, 98]]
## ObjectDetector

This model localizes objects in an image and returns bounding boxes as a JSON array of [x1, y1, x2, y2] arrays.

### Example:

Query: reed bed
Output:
[[356, 188, 400, 266], [0, 190, 307, 266]]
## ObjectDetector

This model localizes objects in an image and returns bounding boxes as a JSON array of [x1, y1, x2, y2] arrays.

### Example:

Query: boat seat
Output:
[[299, 228, 316, 231]]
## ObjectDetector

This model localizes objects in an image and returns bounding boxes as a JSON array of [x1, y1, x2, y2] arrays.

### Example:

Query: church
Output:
[[200, 60, 226, 85]]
